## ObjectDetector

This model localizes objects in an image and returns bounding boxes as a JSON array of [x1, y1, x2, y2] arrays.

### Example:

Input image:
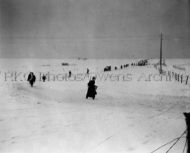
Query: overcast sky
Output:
[[0, 0, 190, 58]]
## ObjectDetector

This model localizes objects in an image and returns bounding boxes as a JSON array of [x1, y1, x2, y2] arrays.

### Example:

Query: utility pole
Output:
[[160, 32, 163, 74], [184, 113, 190, 153]]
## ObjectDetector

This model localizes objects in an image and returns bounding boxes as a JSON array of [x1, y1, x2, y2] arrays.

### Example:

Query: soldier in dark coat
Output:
[[87, 68, 89, 75], [27, 72, 36, 87], [86, 77, 97, 100], [68, 71, 72, 78], [42, 74, 46, 82]]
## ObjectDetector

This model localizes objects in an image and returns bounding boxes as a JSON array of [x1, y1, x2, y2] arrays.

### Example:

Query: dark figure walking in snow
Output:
[[27, 72, 36, 87], [86, 77, 97, 100], [42, 74, 46, 82], [68, 71, 72, 78], [87, 68, 89, 75]]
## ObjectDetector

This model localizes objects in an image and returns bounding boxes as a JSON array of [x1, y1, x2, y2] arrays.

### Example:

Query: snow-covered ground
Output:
[[0, 58, 190, 153]]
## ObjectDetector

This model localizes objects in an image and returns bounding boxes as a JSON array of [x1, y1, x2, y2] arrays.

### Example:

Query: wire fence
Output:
[[154, 64, 189, 86], [151, 130, 187, 153]]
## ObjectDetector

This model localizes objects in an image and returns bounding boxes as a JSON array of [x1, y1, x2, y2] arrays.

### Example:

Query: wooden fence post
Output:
[[181, 75, 183, 83], [186, 76, 189, 85]]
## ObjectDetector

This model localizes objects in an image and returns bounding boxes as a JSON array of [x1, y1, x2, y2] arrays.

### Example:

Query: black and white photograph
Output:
[[0, 0, 190, 152]]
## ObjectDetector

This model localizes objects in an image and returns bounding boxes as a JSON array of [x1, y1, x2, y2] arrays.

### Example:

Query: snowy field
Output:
[[0, 58, 190, 153]]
